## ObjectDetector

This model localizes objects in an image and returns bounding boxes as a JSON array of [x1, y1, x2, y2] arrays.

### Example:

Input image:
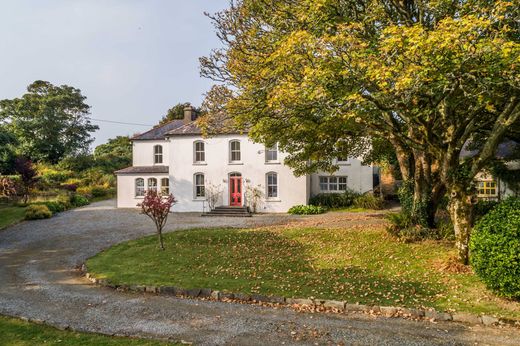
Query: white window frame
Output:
[[194, 141, 205, 163], [154, 145, 163, 164], [336, 157, 350, 165], [319, 176, 348, 192], [135, 178, 145, 197], [266, 172, 278, 199], [229, 140, 241, 163], [265, 143, 278, 163], [194, 173, 205, 199], [160, 177, 169, 195], [147, 178, 158, 192]]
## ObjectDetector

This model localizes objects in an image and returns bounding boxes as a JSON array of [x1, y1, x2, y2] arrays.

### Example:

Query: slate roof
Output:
[[166, 122, 204, 136], [114, 166, 169, 175], [131, 120, 185, 140]]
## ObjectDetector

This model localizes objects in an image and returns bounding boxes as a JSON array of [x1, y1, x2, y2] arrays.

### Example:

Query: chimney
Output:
[[183, 105, 197, 124]]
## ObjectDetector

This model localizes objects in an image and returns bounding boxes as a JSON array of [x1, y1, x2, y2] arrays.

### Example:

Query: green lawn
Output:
[[0, 315, 176, 346], [0, 206, 26, 230], [87, 226, 520, 319]]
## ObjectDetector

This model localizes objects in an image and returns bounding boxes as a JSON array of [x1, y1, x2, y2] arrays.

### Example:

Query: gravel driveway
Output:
[[0, 200, 518, 345]]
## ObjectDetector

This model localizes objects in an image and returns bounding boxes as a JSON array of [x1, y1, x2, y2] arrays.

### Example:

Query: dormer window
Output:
[[229, 140, 241, 163], [265, 143, 278, 162], [337, 157, 350, 164], [154, 145, 163, 164], [194, 141, 205, 163]]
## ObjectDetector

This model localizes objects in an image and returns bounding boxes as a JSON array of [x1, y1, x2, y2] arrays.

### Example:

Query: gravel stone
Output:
[[452, 313, 482, 324], [1, 199, 517, 346], [482, 316, 499, 326], [323, 300, 345, 310]]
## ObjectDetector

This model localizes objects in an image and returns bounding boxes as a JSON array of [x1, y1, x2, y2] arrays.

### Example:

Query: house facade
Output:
[[115, 107, 376, 212]]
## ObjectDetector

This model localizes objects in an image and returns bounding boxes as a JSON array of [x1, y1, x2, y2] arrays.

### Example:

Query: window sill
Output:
[[337, 163, 351, 166], [193, 162, 207, 166], [266, 198, 281, 202], [228, 162, 243, 165], [265, 161, 281, 165], [135, 196, 145, 199], [193, 198, 206, 201]]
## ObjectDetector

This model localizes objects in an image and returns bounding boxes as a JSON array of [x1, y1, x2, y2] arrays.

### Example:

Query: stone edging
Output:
[[81, 264, 519, 329]]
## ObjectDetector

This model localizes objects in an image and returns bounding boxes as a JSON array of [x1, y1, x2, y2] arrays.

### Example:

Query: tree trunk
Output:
[[157, 227, 165, 250], [448, 186, 474, 265]]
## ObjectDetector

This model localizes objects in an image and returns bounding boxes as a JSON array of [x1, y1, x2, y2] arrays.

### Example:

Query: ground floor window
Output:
[[147, 178, 158, 192], [266, 172, 278, 198], [477, 180, 497, 197], [319, 176, 347, 192], [194, 173, 205, 198], [161, 178, 169, 195], [135, 178, 145, 197]]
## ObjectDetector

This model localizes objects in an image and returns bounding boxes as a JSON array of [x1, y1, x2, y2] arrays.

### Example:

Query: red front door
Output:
[[229, 176, 242, 206]]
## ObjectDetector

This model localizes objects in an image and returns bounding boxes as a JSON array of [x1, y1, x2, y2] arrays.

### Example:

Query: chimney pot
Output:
[[183, 105, 197, 124]]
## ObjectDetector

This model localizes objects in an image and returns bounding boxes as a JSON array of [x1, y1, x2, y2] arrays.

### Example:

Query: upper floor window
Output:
[[154, 145, 163, 164], [148, 178, 158, 192], [319, 176, 347, 192], [337, 157, 349, 164], [194, 141, 205, 163], [194, 173, 205, 198], [477, 180, 497, 198], [266, 172, 278, 198], [161, 178, 169, 195], [265, 144, 278, 162], [135, 178, 145, 197], [229, 140, 241, 162]]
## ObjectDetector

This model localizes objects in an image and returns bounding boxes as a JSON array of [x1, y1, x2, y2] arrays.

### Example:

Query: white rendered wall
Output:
[[169, 134, 308, 213], [310, 159, 374, 196], [116, 173, 169, 208], [132, 140, 170, 166]]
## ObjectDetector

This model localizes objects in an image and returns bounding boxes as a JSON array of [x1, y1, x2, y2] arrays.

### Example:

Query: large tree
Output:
[[157, 102, 202, 126], [0, 126, 17, 174], [201, 0, 520, 263], [0, 80, 98, 164], [93, 135, 132, 172]]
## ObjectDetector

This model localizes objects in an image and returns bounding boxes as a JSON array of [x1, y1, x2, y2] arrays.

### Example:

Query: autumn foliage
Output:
[[138, 190, 176, 250]]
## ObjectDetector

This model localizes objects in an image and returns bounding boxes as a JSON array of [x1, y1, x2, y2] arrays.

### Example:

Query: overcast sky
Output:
[[0, 0, 228, 147]]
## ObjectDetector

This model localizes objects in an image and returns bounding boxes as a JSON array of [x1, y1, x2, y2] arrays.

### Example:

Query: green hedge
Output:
[[309, 190, 359, 209], [288, 205, 327, 215], [470, 198, 520, 299]]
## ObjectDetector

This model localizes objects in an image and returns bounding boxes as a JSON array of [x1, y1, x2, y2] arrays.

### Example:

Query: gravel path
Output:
[[0, 200, 518, 345]]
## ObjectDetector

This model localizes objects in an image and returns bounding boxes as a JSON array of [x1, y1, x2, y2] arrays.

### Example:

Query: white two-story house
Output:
[[115, 107, 376, 212]]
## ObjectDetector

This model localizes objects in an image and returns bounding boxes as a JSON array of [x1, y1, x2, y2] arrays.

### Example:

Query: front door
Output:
[[229, 176, 242, 206]]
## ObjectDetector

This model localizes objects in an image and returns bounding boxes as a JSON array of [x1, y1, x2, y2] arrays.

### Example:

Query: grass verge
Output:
[[0, 315, 176, 345], [87, 226, 520, 319], [0, 206, 26, 230]]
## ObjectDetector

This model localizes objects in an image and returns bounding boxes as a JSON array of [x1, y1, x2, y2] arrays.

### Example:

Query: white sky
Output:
[[0, 0, 228, 146]]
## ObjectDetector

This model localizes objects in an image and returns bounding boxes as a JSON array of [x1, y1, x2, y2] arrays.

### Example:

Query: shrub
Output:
[[353, 193, 385, 209], [309, 190, 359, 209], [288, 205, 327, 215], [76, 186, 93, 197], [474, 199, 499, 220], [71, 194, 90, 207], [385, 212, 411, 237], [25, 204, 52, 220], [60, 183, 78, 192], [470, 198, 520, 299], [91, 186, 108, 197]]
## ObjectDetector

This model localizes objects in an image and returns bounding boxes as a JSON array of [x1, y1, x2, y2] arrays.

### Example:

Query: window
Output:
[[154, 145, 163, 164], [337, 157, 349, 164], [265, 144, 278, 162], [319, 176, 348, 192], [161, 178, 169, 195], [148, 178, 157, 192], [194, 173, 205, 198], [266, 172, 278, 198], [194, 141, 205, 163], [229, 140, 241, 162], [478, 180, 497, 197], [135, 178, 145, 197]]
